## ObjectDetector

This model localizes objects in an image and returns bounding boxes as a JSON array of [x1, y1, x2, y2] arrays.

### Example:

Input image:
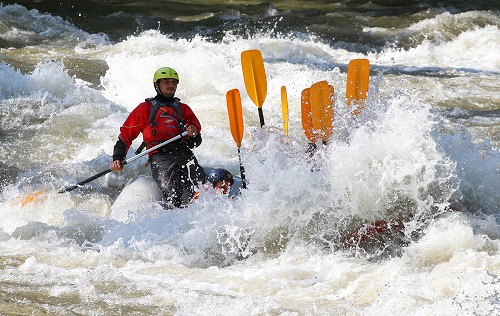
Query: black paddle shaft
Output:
[[57, 160, 131, 194], [57, 132, 187, 194], [258, 108, 265, 127], [238, 147, 247, 189], [58, 168, 110, 193]]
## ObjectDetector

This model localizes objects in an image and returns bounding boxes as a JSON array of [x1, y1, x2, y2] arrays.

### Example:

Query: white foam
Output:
[[0, 6, 499, 314]]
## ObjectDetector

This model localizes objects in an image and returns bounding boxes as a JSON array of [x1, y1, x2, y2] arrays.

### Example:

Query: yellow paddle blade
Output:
[[346, 58, 370, 115], [226, 89, 244, 147], [301, 88, 316, 143], [241, 49, 267, 108], [310, 81, 335, 143], [19, 191, 46, 207], [281, 86, 289, 136]]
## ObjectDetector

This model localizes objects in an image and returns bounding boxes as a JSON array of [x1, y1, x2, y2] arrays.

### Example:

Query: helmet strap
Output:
[[154, 82, 161, 95]]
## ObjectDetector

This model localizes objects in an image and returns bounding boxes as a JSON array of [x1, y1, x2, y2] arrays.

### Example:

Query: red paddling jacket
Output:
[[112, 95, 202, 161]]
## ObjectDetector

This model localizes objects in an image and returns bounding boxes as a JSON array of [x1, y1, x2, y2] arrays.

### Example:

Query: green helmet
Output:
[[153, 67, 179, 83]]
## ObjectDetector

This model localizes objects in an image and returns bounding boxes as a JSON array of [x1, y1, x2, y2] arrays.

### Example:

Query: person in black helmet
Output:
[[110, 67, 205, 208], [205, 168, 241, 198]]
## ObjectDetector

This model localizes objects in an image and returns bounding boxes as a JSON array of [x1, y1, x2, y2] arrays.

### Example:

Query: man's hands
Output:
[[110, 160, 123, 171], [186, 125, 198, 137]]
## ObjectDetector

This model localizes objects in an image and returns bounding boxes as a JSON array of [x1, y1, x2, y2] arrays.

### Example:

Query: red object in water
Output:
[[344, 219, 405, 245], [190, 191, 200, 204]]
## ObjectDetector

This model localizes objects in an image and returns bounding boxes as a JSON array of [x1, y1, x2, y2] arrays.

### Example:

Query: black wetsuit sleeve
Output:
[[187, 133, 202, 149], [112, 137, 127, 161]]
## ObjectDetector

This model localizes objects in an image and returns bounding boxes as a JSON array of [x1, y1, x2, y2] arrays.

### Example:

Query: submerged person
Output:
[[205, 168, 242, 199], [110, 67, 206, 208]]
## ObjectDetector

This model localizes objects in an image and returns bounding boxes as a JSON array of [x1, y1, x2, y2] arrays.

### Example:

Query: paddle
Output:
[[309, 80, 335, 144], [301, 87, 317, 152], [226, 89, 247, 189], [346, 58, 370, 116], [281, 86, 289, 136], [241, 49, 267, 127], [20, 132, 188, 205]]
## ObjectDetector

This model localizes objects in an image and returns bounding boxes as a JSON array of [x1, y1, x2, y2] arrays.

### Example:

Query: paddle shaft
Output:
[[257, 108, 265, 127], [237, 147, 247, 189], [58, 132, 188, 193]]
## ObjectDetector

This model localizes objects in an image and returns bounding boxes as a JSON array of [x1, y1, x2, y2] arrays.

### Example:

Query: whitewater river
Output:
[[0, 1, 499, 315]]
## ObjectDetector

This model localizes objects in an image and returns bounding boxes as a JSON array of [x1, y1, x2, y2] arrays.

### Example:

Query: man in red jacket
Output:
[[110, 67, 206, 208]]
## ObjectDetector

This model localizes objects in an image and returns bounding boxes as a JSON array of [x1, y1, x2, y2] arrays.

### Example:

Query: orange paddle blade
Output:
[[310, 81, 335, 143], [19, 191, 46, 207], [346, 59, 370, 115], [281, 86, 289, 136], [226, 89, 244, 147], [241, 49, 267, 108], [301, 88, 315, 143]]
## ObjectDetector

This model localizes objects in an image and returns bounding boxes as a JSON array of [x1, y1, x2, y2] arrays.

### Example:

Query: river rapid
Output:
[[0, 1, 499, 315]]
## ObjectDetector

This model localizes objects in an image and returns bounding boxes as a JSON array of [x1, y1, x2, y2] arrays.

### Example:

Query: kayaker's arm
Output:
[[187, 133, 202, 148], [112, 137, 127, 162], [111, 137, 127, 171]]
